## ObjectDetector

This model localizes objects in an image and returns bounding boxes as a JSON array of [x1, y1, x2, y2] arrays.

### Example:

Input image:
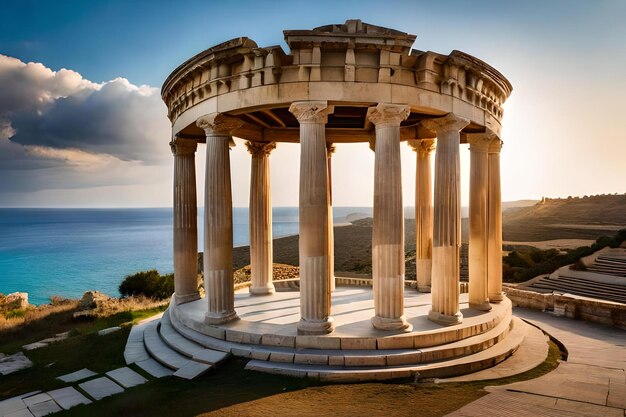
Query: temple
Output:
[[133, 20, 523, 381]]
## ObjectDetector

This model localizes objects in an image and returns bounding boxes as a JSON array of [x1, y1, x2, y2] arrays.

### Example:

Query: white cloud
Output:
[[0, 55, 173, 200]]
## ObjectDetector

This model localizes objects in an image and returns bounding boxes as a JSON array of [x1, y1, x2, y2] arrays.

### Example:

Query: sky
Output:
[[0, 0, 624, 208]]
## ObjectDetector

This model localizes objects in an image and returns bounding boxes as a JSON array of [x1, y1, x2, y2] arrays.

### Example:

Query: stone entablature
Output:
[[161, 20, 512, 139]]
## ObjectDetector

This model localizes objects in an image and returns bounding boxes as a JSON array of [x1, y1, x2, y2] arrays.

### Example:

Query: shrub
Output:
[[119, 270, 174, 300]]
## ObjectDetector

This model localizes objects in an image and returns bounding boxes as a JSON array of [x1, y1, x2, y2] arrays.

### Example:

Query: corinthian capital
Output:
[[169, 137, 198, 156], [466, 130, 497, 153], [245, 141, 276, 156], [288, 101, 334, 124], [420, 113, 469, 133], [366, 103, 410, 127], [196, 113, 244, 136], [408, 138, 436, 157], [489, 138, 503, 153]]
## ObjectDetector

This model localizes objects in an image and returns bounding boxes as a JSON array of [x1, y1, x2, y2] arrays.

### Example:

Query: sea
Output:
[[0, 207, 372, 304]]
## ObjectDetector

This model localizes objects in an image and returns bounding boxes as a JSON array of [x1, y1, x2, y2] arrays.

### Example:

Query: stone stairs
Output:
[[244, 317, 527, 382], [123, 312, 230, 380], [528, 275, 626, 303], [124, 295, 532, 382]]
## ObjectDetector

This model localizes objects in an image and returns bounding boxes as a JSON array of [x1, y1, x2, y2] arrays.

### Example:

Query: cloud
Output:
[[0, 55, 173, 198]]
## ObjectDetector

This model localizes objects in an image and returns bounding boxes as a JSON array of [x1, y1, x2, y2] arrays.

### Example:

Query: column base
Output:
[[205, 310, 239, 325], [489, 292, 504, 303], [428, 310, 463, 326], [416, 285, 431, 293], [469, 301, 492, 311], [297, 317, 335, 335], [175, 292, 201, 305], [371, 315, 413, 332], [249, 284, 276, 295]]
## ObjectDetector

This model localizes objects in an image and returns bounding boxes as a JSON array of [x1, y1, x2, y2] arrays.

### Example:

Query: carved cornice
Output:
[[169, 137, 198, 156], [245, 141, 276, 156], [288, 101, 334, 124], [162, 20, 512, 133], [408, 138, 436, 157], [196, 114, 244, 136], [366, 103, 410, 127], [420, 113, 469, 133]]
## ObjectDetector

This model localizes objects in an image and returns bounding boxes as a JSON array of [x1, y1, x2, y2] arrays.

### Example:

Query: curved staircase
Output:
[[124, 290, 536, 382]]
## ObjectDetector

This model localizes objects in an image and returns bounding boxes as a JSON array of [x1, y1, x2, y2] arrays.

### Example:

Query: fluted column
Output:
[[327, 143, 336, 292], [170, 137, 200, 305], [368, 103, 411, 331], [289, 101, 335, 335], [467, 132, 494, 311], [488, 139, 504, 303], [246, 141, 276, 295], [408, 138, 436, 293], [422, 114, 469, 326], [197, 114, 243, 324]]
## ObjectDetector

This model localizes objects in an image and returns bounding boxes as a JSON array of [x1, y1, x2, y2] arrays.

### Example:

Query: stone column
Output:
[[467, 132, 494, 311], [408, 138, 436, 293], [289, 101, 335, 335], [422, 114, 469, 326], [197, 114, 243, 324], [246, 141, 277, 295], [488, 139, 504, 303], [368, 103, 411, 331], [170, 137, 200, 305], [327, 143, 336, 292]]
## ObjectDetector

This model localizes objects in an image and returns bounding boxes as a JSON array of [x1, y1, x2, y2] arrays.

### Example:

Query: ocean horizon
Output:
[[0, 207, 373, 304]]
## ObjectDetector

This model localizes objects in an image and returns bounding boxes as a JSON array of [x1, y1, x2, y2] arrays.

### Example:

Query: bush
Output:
[[119, 270, 174, 300]]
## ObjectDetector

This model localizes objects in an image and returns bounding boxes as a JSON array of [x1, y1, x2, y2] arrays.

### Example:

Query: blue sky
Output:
[[0, 0, 625, 207]]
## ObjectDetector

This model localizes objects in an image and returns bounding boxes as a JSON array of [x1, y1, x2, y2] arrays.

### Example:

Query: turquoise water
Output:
[[0, 207, 370, 304]]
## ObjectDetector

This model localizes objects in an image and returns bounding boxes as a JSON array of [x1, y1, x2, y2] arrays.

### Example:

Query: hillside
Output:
[[502, 194, 626, 241]]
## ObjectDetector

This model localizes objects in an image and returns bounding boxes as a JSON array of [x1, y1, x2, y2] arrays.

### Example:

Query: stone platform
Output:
[[124, 285, 541, 382]]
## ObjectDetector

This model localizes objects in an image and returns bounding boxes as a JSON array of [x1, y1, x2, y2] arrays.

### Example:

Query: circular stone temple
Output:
[[141, 20, 522, 382]]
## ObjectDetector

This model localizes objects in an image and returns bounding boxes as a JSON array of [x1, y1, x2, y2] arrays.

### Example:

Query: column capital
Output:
[[420, 113, 469, 133], [408, 138, 436, 157], [489, 138, 503, 153], [196, 113, 244, 136], [170, 137, 198, 156], [467, 131, 497, 153], [289, 101, 334, 124], [366, 103, 410, 127], [326, 143, 336, 156], [245, 141, 276, 156]]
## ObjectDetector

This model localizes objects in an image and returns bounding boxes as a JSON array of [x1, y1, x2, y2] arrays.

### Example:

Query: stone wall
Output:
[[504, 285, 626, 330]]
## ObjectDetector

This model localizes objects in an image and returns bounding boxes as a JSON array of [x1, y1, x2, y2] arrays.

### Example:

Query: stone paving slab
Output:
[[106, 367, 147, 388], [0, 397, 27, 416], [47, 387, 91, 410], [98, 326, 121, 336], [78, 377, 124, 401], [0, 352, 33, 375], [4, 408, 34, 417], [446, 308, 626, 417], [135, 358, 173, 378], [448, 390, 622, 417], [22, 393, 51, 407], [56, 368, 97, 383], [21, 342, 48, 351], [27, 400, 62, 417]]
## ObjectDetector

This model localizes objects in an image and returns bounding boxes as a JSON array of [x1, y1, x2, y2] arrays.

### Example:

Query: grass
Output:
[[51, 340, 559, 417], [0, 305, 167, 399], [1, 300, 562, 417]]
